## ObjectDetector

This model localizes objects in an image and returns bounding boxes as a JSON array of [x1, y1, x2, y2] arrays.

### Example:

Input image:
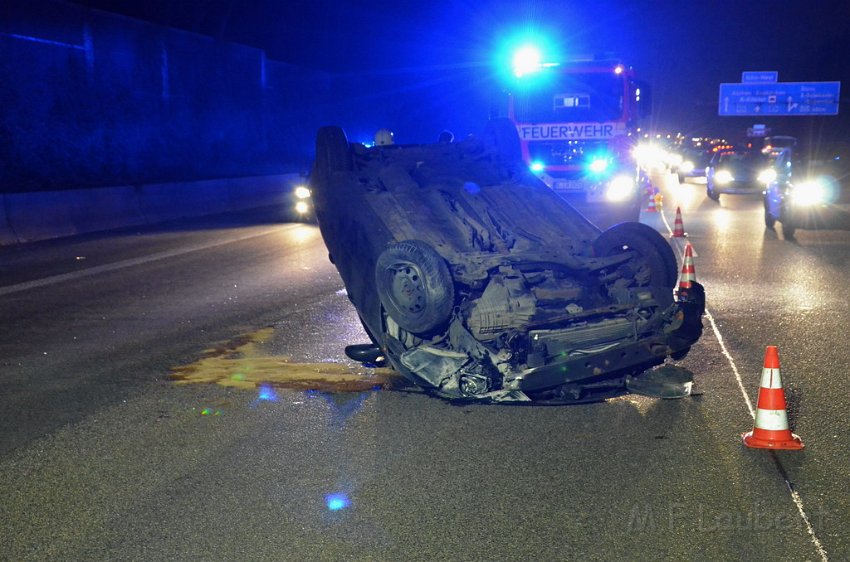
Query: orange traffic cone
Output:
[[742, 346, 804, 450], [645, 192, 657, 212], [677, 243, 696, 291], [672, 207, 686, 237]]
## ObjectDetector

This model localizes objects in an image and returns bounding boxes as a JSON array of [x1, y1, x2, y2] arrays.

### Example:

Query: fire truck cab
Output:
[[500, 54, 651, 230]]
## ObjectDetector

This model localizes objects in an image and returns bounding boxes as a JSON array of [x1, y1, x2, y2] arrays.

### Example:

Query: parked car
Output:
[[705, 150, 770, 201], [764, 144, 850, 238], [309, 120, 705, 403]]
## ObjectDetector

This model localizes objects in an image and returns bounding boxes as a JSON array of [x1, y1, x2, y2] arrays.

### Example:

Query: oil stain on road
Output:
[[170, 327, 402, 393]]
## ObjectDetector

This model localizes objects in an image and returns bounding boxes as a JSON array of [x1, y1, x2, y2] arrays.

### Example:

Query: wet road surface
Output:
[[1, 191, 847, 560]]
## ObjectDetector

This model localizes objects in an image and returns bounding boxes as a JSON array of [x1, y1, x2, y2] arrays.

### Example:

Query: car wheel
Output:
[[314, 126, 353, 179], [375, 240, 455, 334], [763, 198, 776, 230], [592, 222, 678, 289], [706, 184, 720, 202], [482, 118, 522, 163]]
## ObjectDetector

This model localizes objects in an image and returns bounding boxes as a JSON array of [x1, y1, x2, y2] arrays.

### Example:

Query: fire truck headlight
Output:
[[606, 175, 635, 202], [530, 160, 545, 172], [633, 143, 665, 170]]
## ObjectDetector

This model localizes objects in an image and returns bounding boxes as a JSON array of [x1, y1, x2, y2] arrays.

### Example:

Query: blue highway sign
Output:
[[718, 81, 840, 116], [742, 71, 778, 83]]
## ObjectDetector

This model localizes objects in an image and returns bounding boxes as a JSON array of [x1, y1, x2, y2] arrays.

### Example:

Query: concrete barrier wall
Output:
[[137, 180, 233, 223], [2, 2, 330, 194], [3, 186, 148, 243], [0, 3, 322, 246], [0, 195, 19, 246], [0, 174, 301, 245], [227, 175, 297, 211]]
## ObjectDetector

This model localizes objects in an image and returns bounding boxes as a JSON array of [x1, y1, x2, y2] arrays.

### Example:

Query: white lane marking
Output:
[[0, 226, 290, 297], [660, 207, 755, 416], [788, 488, 829, 561], [659, 202, 829, 562], [704, 310, 756, 418]]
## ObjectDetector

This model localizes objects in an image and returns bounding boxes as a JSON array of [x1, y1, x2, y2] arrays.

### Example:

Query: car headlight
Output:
[[758, 169, 777, 185], [294, 185, 311, 199], [714, 170, 734, 184], [294, 200, 311, 214], [790, 180, 827, 206], [666, 153, 683, 167], [679, 161, 695, 174], [606, 175, 635, 201]]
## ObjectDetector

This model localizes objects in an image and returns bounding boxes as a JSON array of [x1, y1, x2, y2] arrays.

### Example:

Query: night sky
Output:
[[69, 0, 850, 141]]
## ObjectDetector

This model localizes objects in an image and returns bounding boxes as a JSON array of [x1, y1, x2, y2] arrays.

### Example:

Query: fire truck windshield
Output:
[[512, 73, 625, 123]]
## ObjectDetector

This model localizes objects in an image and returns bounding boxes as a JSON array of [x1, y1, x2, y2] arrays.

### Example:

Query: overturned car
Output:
[[309, 120, 705, 403]]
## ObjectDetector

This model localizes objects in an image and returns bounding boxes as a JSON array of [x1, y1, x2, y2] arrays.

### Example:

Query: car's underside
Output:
[[310, 122, 705, 403]]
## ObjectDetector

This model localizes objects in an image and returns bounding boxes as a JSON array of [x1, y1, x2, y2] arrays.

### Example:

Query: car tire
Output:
[[315, 126, 352, 179], [482, 118, 522, 163], [592, 222, 678, 289], [706, 184, 720, 202], [375, 240, 455, 334]]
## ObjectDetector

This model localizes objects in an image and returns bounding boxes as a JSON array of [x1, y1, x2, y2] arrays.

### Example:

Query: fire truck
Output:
[[500, 51, 651, 229]]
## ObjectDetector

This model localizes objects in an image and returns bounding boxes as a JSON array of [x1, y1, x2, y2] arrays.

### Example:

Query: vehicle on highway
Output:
[[705, 149, 769, 201], [761, 135, 798, 154], [764, 143, 850, 238], [674, 148, 712, 183], [309, 120, 705, 403], [291, 183, 314, 220]]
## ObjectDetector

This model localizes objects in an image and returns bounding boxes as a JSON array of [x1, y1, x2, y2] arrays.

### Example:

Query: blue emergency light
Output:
[[499, 37, 562, 82], [589, 158, 610, 174], [512, 45, 542, 77], [587, 152, 615, 177]]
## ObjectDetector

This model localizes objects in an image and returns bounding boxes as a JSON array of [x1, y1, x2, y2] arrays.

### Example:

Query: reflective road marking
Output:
[[659, 202, 828, 562], [0, 227, 289, 297]]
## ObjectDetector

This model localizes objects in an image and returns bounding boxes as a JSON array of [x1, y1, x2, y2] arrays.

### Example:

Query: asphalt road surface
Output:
[[1, 183, 847, 561]]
